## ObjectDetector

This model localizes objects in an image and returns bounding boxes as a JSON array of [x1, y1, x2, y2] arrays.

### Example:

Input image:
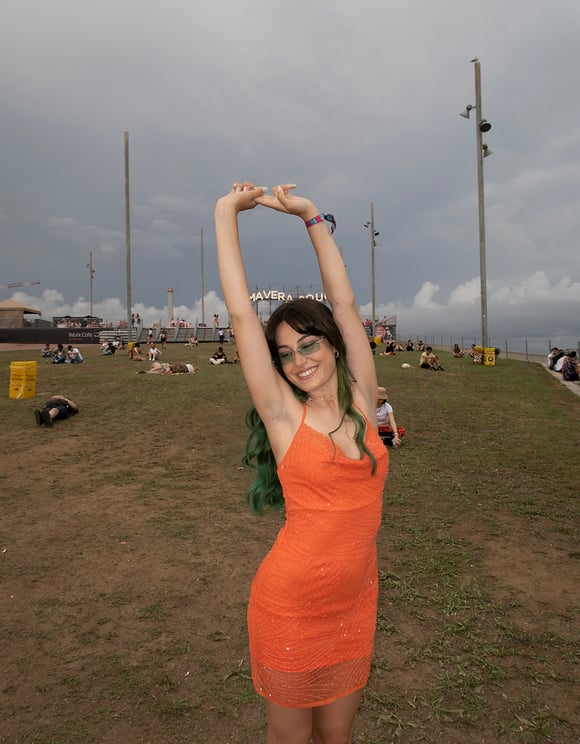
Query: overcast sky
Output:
[[1, 0, 579, 349]]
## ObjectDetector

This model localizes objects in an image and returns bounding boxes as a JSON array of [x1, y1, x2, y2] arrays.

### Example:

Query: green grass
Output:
[[0, 344, 579, 743]]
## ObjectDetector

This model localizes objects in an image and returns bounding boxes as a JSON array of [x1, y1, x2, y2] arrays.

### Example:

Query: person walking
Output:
[[215, 181, 388, 744]]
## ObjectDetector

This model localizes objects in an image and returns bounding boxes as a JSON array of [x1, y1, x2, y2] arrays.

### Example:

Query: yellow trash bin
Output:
[[484, 347, 496, 367], [9, 361, 38, 399], [473, 345, 484, 365]]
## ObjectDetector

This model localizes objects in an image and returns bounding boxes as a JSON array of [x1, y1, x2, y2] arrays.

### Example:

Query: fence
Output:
[[396, 335, 579, 362]]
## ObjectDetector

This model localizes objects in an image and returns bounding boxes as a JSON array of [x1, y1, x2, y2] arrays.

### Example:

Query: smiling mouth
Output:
[[297, 366, 318, 380]]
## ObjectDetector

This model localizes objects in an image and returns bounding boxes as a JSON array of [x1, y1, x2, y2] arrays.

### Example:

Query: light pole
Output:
[[86, 251, 95, 318], [364, 204, 380, 337], [167, 287, 174, 325], [460, 58, 493, 349], [200, 228, 205, 326], [124, 131, 133, 342]]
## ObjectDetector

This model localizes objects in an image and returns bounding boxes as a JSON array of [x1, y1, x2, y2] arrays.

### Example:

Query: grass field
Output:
[[1, 343, 579, 744]]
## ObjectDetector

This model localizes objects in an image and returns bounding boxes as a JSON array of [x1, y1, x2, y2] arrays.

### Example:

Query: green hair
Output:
[[243, 299, 377, 515]]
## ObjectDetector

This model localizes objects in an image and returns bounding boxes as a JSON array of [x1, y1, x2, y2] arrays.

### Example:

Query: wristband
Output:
[[304, 213, 336, 235]]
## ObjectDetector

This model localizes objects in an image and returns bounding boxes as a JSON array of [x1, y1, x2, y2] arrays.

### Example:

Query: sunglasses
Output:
[[278, 337, 325, 366]]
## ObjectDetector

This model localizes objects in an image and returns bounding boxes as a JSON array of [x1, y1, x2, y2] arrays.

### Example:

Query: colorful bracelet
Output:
[[304, 213, 336, 235]]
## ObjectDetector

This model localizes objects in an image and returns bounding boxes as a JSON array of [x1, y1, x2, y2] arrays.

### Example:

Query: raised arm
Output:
[[257, 185, 377, 415], [214, 183, 293, 421]]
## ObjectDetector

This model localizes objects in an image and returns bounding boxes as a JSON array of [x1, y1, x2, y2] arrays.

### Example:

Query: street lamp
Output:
[[124, 131, 133, 343], [460, 57, 493, 349], [363, 203, 380, 337], [86, 251, 95, 318], [199, 228, 205, 326]]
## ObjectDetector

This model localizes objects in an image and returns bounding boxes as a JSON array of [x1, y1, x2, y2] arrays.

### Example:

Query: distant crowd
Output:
[[548, 347, 579, 381]]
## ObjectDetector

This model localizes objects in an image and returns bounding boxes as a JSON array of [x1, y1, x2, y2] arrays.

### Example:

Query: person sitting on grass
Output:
[[51, 344, 66, 364], [66, 345, 84, 364], [148, 342, 161, 361], [41, 343, 52, 358], [185, 335, 199, 347], [128, 343, 144, 361], [452, 344, 465, 358], [34, 395, 78, 427], [420, 346, 444, 370], [376, 386, 405, 447], [210, 346, 228, 365], [547, 347, 564, 370], [561, 351, 580, 382]]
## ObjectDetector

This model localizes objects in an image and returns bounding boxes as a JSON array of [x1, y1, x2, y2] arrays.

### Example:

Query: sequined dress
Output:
[[247, 406, 389, 707]]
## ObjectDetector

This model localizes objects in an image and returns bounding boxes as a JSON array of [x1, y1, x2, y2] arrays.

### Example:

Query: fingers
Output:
[[272, 183, 297, 200], [226, 182, 300, 215], [230, 182, 296, 196], [232, 181, 268, 193]]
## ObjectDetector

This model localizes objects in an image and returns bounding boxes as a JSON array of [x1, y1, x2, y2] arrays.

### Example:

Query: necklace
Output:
[[307, 393, 337, 402]]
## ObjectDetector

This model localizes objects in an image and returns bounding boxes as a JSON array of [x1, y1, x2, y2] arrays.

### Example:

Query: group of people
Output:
[[548, 347, 579, 381], [100, 338, 126, 355], [42, 343, 84, 364], [33, 179, 407, 741]]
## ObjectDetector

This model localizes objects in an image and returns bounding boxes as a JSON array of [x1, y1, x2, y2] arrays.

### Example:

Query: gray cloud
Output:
[[2, 0, 579, 347]]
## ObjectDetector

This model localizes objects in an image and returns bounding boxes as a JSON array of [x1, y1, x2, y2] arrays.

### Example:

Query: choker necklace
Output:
[[307, 393, 336, 402]]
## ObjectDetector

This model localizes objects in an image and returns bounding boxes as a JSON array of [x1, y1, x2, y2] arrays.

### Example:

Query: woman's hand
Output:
[[215, 181, 268, 214], [256, 184, 318, 221]]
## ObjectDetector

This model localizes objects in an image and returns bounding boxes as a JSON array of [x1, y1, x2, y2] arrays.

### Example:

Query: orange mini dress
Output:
[[247, 406, 389, 708]]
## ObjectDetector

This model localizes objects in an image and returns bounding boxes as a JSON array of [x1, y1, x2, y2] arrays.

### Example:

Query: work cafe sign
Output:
[[249, 290, 326, 302]]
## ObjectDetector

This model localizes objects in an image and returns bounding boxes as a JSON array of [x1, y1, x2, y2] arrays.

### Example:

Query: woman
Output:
[[215, 182, 388, 744], [452, 343, 464, 358], [375, 386, 405, 447]]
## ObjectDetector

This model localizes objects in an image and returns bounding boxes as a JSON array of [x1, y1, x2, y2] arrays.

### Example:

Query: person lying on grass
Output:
[[34, 395, 78, 427], [141, 361, 199, 375]]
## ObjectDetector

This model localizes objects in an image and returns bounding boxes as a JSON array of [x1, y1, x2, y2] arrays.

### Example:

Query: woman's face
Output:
[[275, 321, 337, 393]]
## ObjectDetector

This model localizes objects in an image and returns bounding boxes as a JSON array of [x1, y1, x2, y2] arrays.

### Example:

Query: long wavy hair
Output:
[[243, 298, 377, 514]]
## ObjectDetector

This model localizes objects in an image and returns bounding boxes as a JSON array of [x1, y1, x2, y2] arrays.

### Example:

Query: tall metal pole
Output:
[[473, 60, 488, 349], [200, 228, 205, 325], [88, 251, 94, 318], [370, 202, 376, 337], [124, 131, 132, 343], [167, 288, 174, 325]]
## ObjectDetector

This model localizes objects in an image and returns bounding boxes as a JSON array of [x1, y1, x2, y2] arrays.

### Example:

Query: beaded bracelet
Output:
[[304, 213, 336, 235]]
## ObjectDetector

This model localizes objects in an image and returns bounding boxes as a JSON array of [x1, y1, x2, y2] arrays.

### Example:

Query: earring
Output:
[[335, 351, 339, 359]]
